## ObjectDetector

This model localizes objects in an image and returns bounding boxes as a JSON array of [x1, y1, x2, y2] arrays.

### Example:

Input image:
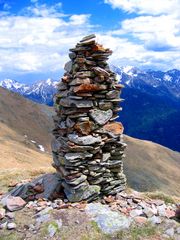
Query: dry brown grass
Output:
[[124, 135, 180, 196], [0, 122, 53, 192]]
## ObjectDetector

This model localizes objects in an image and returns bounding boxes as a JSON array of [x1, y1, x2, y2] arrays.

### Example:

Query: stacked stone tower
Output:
[[51, 34, 127, 202]]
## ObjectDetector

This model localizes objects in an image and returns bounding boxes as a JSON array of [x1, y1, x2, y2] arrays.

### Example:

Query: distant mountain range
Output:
[[0, 66, 180, 151], [0, 78, 58, 106]]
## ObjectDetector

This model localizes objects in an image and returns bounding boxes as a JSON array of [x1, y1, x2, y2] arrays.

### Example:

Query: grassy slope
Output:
[[0, 122, 53, 192], [124, 135, 180, 196], [0, 87, 54, 151]]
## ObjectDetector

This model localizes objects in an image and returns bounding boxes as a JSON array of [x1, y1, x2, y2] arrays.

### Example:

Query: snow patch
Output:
[[163, 74, 172, 82], [38, 145, 45, 152], [115, 74, 122, 82], [122, 66, 134, 76]]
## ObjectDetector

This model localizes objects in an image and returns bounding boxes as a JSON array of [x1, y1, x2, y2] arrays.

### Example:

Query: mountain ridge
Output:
[[1, 67, 180, 103]]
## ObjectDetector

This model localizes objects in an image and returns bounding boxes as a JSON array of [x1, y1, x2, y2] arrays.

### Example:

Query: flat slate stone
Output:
[[74, 121, 95, 135], [80, 34, 96, 42], [68, 134, 101, 145], [65, 174, 87, 186], [64, 61, 72, 72], [64, 152, 93, 161], [60, 98, 93, 108], [97, 122, 124, 137], [92, 67, 110, 77], [89, 109, 113, 125], [73, 84, 107, 93]]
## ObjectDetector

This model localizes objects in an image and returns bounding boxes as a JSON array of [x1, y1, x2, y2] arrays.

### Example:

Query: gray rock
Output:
[[57, 82, 67, 91], [148, 216, 162, 224], [92, 67, 110, 77], [0, 208, 5, 219], [60, 98, 93, 108], [7, 222, 16, 230], [157, 204, 166, 217], [63, 184, 100, 202], [68, 134, 101, 145], [66, 175, 87, 186], [69, 52, 76, 59], [36, 214, 51, 224], [35, 207, 53, 217], [80, 34, 96, 42], [48, 224, 57, 237], [2, 174, 62, 202], [86, 203, 131, 234], [143, 207, 156, 218], [0, 221, 7, 229], [66, 117, 75, 128], [89, 109, 113, 125], [129, 209, 143, 218], [6, 212, 15, 219], [102, 153, 111, 162], [106, 90, 119, 99], [176, 227, 180, 234], [64, 61, 72, 72], [99, 101, 113, 110], [165, 228, 175, 237]]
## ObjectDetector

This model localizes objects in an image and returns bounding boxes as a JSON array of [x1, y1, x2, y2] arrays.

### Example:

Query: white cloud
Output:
[[104, 0, 180, 70], [104, 0, 179, 15], [0, 0, 180, 79], [23, 2, 63, 18], [0, 3, 92, 75], [120, 14, 180, 50]]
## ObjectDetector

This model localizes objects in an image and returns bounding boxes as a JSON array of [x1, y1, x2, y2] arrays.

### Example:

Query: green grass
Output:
[[0, 233, 19, 240], [115, 223, 158, 240], [144, 191, 176, 204]]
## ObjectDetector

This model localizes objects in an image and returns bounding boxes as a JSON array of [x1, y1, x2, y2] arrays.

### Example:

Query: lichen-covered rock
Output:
[[86, 203, 131, 234]]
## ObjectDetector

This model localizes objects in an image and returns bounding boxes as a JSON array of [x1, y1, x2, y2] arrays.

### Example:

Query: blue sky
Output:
[[0, 0, 179, 83]]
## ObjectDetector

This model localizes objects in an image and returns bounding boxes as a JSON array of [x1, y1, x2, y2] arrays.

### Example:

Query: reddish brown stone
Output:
[[8, 181, 18, 188], [114, 84, 124, 89], [134, 216, 147, 224], [102, 122, 124, 135], [62, 75, 70, 83], [6, 196, 26, 211], [165, 209, 175, 218], [65, 173, 82, 181], [73, 84, 107, 93], [74, 121, 94, 135], [33, 184, 44, 193], [92, 44, 106, 52], [104, 195, 115, 203]]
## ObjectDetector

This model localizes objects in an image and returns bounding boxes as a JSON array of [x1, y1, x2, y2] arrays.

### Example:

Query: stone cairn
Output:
[[51, 34, 127, 202]]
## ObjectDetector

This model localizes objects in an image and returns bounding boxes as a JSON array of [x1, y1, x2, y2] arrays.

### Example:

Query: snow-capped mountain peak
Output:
[[122, 66, 135, 76], [163, 74, 172, 82], [0, 67, 179, 106], [0, 79, 29, 94], [0, 79, 25, 90]]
